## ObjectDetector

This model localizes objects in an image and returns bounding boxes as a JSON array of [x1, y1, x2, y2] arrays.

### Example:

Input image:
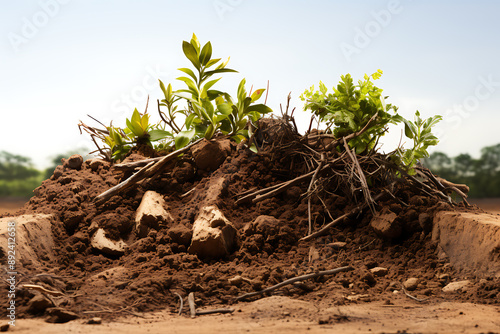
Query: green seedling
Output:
[[301, 70, 400, 154]]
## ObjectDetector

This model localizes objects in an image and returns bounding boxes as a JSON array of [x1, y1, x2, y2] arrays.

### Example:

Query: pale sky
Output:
[[1, 0, 499, 168]]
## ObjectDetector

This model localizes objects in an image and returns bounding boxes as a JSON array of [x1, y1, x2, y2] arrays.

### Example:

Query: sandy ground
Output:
[[470, 198, 500, 215], [4, 297, 500, 334], [0, 198, 28, 216], [2, 198, 500, 333]]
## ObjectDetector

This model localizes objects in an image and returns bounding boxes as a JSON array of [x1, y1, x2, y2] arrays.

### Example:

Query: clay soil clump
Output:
[[1, 119, 499, 324]]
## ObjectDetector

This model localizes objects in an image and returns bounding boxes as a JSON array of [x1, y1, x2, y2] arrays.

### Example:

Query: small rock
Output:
[[442, 280, 470, 293], [346, 294, 371, 302], [91, 229, 127, 256], [45, 307, 78, 323], [327, 241, 347, 249], [27, 294, 54, 314], [135, 191, 173, 238], [403, 277, 419, 291], [370, 267, 388, 277], [87, 317, 102, 324], [188, 206, 238, 259], [64, 154, 83, 170], [370, 208, 401, 239], [228, 275, 244, 286]]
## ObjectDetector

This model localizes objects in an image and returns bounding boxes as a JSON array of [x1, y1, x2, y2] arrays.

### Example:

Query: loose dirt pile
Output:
[[1, 119, 499, 324]]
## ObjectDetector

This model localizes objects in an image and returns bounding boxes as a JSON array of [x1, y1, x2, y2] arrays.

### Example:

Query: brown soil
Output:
[[1, 128, 499, 333]]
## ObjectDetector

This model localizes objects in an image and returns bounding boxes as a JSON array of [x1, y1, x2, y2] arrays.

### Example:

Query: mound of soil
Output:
[[1, 122, 499, 323]]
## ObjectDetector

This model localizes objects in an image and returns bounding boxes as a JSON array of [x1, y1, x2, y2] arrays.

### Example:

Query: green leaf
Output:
[[207, 90, 224, 100], [190, 33, 200, 53], [205, 68, 238, 76], [202, 99, 215, 120], [246, 104, 273, 114], [236, 79, 246, 101], [140, 113, 149, 131], [131, 108, 141, 124], [178, 68, 198, 82], [175, 129, 195, 149], [250, 88, 265, 102], [177, 76, 200, 97], [205, 123, 215, 139], [201, 78, 221, 97], [182, 41, 200, 70], [216, 57, 230, 70], [217, 102, 233, 115], [249, 142, 258, 153], [236, 118, 247, 131], [199, 41, 212, 66], [205, 58, 221, 68], [149, 129, 171, 141], [215, 114, 230, 123], [185, 113, 196, 129], [159, 79, 167, 97]]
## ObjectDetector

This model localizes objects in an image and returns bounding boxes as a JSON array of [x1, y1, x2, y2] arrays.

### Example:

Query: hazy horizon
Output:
[[2, 0, 499, 168]]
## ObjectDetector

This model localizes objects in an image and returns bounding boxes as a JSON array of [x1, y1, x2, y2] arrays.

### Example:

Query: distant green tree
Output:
[[0, 151, 39, 180], [423, 152, 455, 181], [0, 151, 42, 197], [423, 144, 500, 198]]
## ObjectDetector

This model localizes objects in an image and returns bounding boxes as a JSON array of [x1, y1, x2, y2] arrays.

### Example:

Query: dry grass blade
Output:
[[343, 138, 375, 213]]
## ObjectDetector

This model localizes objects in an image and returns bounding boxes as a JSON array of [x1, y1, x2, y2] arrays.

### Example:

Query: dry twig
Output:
[[307, 153, 325, 235], [21, 284, 64, 297], [234, 266, 353, 301], [94, 138, 202, 205], [188, 292, 196, 318]]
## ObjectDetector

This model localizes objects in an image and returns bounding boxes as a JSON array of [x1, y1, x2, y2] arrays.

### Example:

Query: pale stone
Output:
[[0, 214, 56, 269], [91, 229, 127, 256], [442, 280, 470, 293], [370, 267, 389, 277], [403, 277, 419, 291], [135, 191, 173, 238], [188, 206, 238, 259]]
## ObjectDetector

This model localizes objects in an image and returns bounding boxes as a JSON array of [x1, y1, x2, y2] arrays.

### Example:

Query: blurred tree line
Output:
[[423, 143, 500, 198], [0, 150, 83, 198]]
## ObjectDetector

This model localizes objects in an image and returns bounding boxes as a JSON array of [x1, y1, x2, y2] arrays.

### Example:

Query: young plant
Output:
[[158, 34, 272, 148], [301, 70, 400, 154], [104, 108, 171, 161], [216, 78, 272, 143], [393, 111, 442, 170], [301, 70, 442, 169]]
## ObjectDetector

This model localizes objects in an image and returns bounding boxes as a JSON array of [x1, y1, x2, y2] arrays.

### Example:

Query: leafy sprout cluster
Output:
[[300, 70, 442, 171], [84, 35, 442, 172], [100, 34, 272, 161]]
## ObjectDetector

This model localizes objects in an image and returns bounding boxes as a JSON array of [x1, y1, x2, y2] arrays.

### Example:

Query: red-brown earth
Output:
[[1, 130, 499, 333]]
